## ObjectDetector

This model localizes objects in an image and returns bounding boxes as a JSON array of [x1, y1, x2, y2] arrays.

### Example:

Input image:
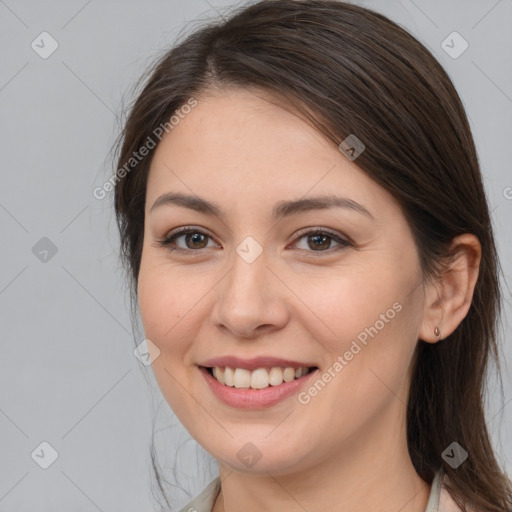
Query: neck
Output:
[[212, 397, 431, 512]]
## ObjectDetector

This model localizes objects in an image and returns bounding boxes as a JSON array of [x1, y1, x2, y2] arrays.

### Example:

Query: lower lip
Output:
[[199, 366, 318, 409]]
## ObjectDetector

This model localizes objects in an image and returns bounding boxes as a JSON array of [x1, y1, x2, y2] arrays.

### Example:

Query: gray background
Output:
[[0, 0, 511, 510]]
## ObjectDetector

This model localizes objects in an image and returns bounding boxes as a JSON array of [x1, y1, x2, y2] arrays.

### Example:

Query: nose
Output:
[[211, 247, 290, 339]]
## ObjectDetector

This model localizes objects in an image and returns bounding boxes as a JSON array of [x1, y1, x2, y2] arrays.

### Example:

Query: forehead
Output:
[[153, 88, 332, 167], [145, 88, 396, 220]]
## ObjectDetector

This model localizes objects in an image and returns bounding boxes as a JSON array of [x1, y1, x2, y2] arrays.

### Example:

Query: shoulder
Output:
[[426, 468, 472, 512], [178, 477, 221, 512], [181, 471, 471, 512]]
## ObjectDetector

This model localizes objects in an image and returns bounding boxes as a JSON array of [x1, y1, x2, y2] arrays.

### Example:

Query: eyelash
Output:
[[156, 226, 352, 256]]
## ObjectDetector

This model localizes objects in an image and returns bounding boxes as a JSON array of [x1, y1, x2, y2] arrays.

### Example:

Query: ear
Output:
[[418, 234, 481, 344]]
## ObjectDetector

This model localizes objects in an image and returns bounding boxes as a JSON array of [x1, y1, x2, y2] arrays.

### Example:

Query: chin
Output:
[[205, 434, 309, 475]]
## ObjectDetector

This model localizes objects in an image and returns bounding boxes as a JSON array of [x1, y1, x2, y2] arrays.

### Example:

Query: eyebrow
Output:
[[149, 192, 374, 220]]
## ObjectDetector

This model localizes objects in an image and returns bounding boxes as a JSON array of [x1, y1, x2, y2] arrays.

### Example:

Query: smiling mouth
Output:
[[203, 365, 318, 390]]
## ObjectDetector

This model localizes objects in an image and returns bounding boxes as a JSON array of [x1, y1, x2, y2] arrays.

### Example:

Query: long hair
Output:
[[112, 1, 512, 510]]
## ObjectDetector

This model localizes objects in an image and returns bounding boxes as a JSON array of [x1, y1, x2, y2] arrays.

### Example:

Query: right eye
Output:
[[157, 227, 219, 253]]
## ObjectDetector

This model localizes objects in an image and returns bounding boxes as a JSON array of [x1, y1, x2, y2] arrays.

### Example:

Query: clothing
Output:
[[178, 468, 465, 512]]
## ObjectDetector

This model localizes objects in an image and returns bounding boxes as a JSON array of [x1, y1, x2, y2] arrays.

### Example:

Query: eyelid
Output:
[[165, 225, 215, 240], [291, 226, 353, 245]]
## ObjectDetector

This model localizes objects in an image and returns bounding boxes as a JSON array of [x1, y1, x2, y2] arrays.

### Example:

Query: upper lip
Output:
[[199, 356, 318, 371]]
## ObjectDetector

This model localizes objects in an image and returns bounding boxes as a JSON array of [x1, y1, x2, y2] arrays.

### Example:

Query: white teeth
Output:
[[213, 367, 225, 384], [210, 366, 311, 389], [224, 367, 235, 387], [250, 368, 269, 389], [233, 368, 251, 388], [283, 367, 295, 382], [268, 367, 284, 386]]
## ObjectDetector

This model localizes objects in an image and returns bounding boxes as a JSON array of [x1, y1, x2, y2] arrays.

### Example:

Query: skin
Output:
[[137, 87, 481, 512]]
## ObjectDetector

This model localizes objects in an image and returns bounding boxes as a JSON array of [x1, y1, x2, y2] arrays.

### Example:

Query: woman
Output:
[[112, 1, 512, 510]]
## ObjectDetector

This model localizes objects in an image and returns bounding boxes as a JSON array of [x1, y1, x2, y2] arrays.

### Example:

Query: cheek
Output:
[[299, 270, 410, 348], [293, 278, 420, 442], [137, 266, 204, 355], [137, 267, 205, 418], [297, 265, 422, 408]]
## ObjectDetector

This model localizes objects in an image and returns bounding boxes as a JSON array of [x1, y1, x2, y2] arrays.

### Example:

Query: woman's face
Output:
[[138, 88, 428, 475]]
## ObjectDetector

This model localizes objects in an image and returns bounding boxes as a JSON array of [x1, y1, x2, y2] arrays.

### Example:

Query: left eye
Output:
[[292, 230, 351, 252], [158, 228, 351, 254]]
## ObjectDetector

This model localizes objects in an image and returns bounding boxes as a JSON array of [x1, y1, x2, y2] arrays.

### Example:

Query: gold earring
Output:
[[434, 327, 441, 340]]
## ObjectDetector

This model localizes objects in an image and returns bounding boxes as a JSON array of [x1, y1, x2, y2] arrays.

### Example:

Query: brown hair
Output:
[[112, 1, 512, 510]]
